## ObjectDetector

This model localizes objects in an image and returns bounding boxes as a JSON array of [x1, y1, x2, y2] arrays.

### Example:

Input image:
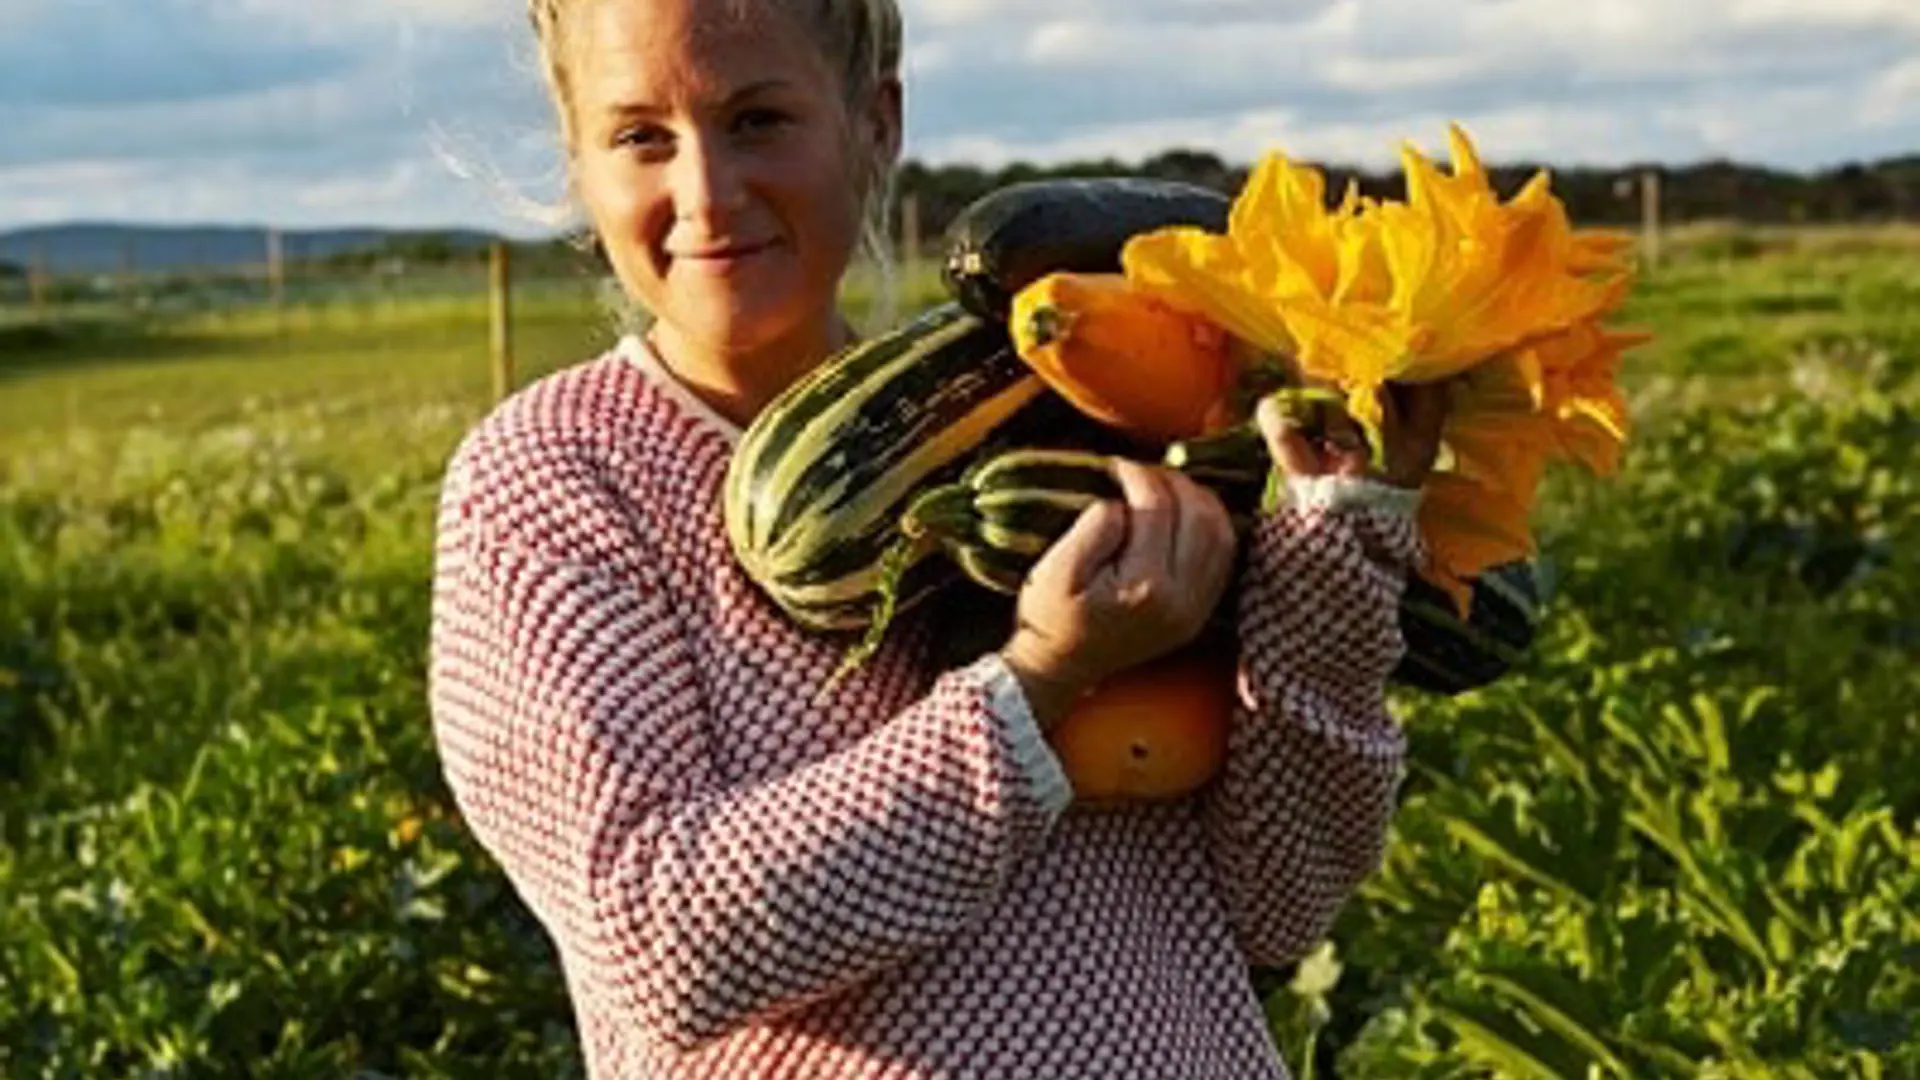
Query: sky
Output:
[[2, 0, 1917, 235]]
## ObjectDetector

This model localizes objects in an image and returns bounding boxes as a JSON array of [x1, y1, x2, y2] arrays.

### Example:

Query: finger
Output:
[[1111, 459, 1178, 591], [1406, 381, 1451, 447], [1257, 396, 1325, 478], [1320, 409, 1371, 479], [1027, 498, 1127, 599], [1386, 381, 1450, 487], [1172, 474, 1238, 609], [1164, 470, 1224, 582]]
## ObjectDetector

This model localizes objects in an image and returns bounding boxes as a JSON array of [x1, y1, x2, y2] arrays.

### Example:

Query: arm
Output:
[[429, 512, 1072, 1055], [1201, 475, 1423, 967]]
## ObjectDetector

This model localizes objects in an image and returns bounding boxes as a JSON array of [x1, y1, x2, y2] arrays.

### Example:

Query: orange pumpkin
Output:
[[1010, 272, 1238, 445], [1046, 646, 1235, 804]]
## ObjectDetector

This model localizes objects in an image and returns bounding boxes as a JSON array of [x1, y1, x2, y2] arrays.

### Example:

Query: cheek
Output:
[[783, 144, 866, 266], [578, 158, 672, 283]]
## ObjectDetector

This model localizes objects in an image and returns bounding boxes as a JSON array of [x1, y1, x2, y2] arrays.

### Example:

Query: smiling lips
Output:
[[673, 238, 779, 267]]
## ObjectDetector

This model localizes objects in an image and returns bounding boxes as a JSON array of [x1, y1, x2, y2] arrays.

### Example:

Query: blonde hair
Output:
[[528, 0, 905, 326]]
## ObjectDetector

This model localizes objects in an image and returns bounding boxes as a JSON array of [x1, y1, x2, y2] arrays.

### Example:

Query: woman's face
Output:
[[567, 0, 896, 358]]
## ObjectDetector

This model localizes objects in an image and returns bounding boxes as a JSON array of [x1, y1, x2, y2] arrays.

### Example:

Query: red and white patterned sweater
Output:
[[428, 337, 1422, 1080]]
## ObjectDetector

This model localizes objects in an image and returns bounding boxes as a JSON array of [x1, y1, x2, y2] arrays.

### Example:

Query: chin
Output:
[[675, 295, 808, 354], [678, 281, 823, 350]]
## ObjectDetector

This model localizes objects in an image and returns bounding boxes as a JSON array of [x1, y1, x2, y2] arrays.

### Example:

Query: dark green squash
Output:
[[941, 178, 1232, 321]]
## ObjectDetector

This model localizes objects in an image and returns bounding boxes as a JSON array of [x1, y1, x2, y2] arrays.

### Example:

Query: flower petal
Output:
[[1123, 228, 1297, 355], [1418, 471, 1538, 615]]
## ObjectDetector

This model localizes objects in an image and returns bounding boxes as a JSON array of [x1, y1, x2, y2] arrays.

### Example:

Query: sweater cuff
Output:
[[1284, 474, 1422, 520], [973, 653, 1075, 819]]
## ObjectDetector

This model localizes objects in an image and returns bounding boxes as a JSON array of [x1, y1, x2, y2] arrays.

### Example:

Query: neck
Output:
[[647, 312, 854, 429]]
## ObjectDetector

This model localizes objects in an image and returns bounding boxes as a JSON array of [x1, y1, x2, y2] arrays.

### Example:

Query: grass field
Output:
[[1, 235, 1915, 1078]]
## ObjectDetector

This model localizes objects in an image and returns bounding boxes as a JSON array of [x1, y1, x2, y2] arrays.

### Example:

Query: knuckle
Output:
[[1132, 486, 1174, 516], [1120, 575, 1165, 611], [1122, 468, 1173, 508]]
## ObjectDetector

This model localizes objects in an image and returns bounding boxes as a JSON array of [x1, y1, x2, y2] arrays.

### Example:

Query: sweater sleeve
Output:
[[429, 519, 1072, 1056], [1199, 475, 1422, 968]]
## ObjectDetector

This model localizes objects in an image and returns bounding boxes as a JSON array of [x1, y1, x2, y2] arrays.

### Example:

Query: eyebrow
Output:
[[601, 78, 797, 119]]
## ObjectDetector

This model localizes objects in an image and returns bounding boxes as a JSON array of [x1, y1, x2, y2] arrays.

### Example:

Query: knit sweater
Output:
[[427, 336, 1422, 1080]]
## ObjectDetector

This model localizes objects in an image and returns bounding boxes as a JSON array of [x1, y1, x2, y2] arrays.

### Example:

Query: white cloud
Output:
[[1864, 60, 1920, 127], [222, 0, 510, 34], [1727, 0, 1920, 31], [3, 0, 1917, 231], [917, 100, 1650, 173]]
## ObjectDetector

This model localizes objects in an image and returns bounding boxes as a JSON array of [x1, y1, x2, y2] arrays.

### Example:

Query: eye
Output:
[[733, 107, 792, 137], [614, 123, 672, 156]]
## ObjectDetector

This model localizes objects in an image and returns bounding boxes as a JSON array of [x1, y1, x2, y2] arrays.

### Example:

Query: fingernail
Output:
[[1256, 397, 1288, 436]]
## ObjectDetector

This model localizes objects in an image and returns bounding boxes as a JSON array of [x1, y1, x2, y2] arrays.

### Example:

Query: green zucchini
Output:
[[941, 177, 1233, 321], [1393, 560, 1543, 694], [723, 303, 1046, 630]]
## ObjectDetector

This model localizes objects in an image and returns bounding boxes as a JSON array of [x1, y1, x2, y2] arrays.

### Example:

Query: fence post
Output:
[[266, 228, 286, 335], [29, 245, 49, 322], [893, 192, 921, 320], [120, 240, 136, 316], [1640, 169, 1663, 271], [490, 242, 515, 404], [900, 193, 921, 272]]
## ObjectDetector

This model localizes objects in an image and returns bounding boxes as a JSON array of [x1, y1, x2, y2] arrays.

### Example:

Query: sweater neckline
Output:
[[616, 334, 745, 448]]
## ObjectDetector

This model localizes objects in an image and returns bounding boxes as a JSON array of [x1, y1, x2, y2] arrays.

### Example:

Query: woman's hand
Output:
[[1257, 381, 1451, 489], [1000, 460, 1238, 730]]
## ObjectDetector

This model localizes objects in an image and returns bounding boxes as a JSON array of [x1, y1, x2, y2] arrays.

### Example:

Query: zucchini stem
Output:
[[900, 483, 980, 544], [822, 534, 930, 695]]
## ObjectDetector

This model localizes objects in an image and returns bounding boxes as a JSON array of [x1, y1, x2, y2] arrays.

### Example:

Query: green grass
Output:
[[2, 239, 1914, 1078], [0, 258, 939, 467]]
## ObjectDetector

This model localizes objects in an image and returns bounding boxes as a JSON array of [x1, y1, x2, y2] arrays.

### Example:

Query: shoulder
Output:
[[439, 343, 709, 566]]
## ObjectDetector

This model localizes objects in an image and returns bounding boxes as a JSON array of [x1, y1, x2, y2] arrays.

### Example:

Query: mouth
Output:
[[670, 238, 780, 268]]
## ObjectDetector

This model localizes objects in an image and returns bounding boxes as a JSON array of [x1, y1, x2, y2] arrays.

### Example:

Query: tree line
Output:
[[896, 149, 1920, 241], [325, 148, 1920, 274], [7, 149, 1914, 286]]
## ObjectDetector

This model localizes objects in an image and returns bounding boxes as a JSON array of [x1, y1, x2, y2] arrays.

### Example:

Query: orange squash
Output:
[[1010, 272, 1238, 445], [1046, 645, 1235, 804]]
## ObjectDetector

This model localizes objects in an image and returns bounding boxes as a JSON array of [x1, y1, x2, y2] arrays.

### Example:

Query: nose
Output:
[[667, 131, 748, 229]]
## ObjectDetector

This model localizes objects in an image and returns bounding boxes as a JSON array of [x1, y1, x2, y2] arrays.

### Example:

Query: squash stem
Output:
[[1167, 386, 1383, 513], [1023, 305, 1074, 349], [900, 483, 980, 544], [824, 535, 928, 693], [1165, 424, 1271, 481]]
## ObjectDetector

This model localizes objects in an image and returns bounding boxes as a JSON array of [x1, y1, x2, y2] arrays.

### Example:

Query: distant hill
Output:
[[7, 149, 1918, 279], [0, 224, 502, 276]]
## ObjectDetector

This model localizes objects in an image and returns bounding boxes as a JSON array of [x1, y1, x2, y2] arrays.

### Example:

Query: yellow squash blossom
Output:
[[1124, 125, 1646, 612]]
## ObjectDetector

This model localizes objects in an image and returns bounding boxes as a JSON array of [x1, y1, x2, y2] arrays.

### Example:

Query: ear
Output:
[[864, 74, 904, 167]]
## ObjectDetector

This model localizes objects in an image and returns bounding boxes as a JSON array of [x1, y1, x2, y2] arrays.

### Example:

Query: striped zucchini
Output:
[[909, 444, 1542, 696], [1167, 420, 1546, 693], [902, 448, 1262, 595], [903, 449, 1124, 593], [723, 303, 1047, 631]]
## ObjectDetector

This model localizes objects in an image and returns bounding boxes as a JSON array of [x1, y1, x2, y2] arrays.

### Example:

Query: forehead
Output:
[[569, 0, 834, 103]]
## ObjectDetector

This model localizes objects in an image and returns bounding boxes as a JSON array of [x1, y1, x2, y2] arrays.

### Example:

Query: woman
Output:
[[428, 0, 1445, 1076]]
